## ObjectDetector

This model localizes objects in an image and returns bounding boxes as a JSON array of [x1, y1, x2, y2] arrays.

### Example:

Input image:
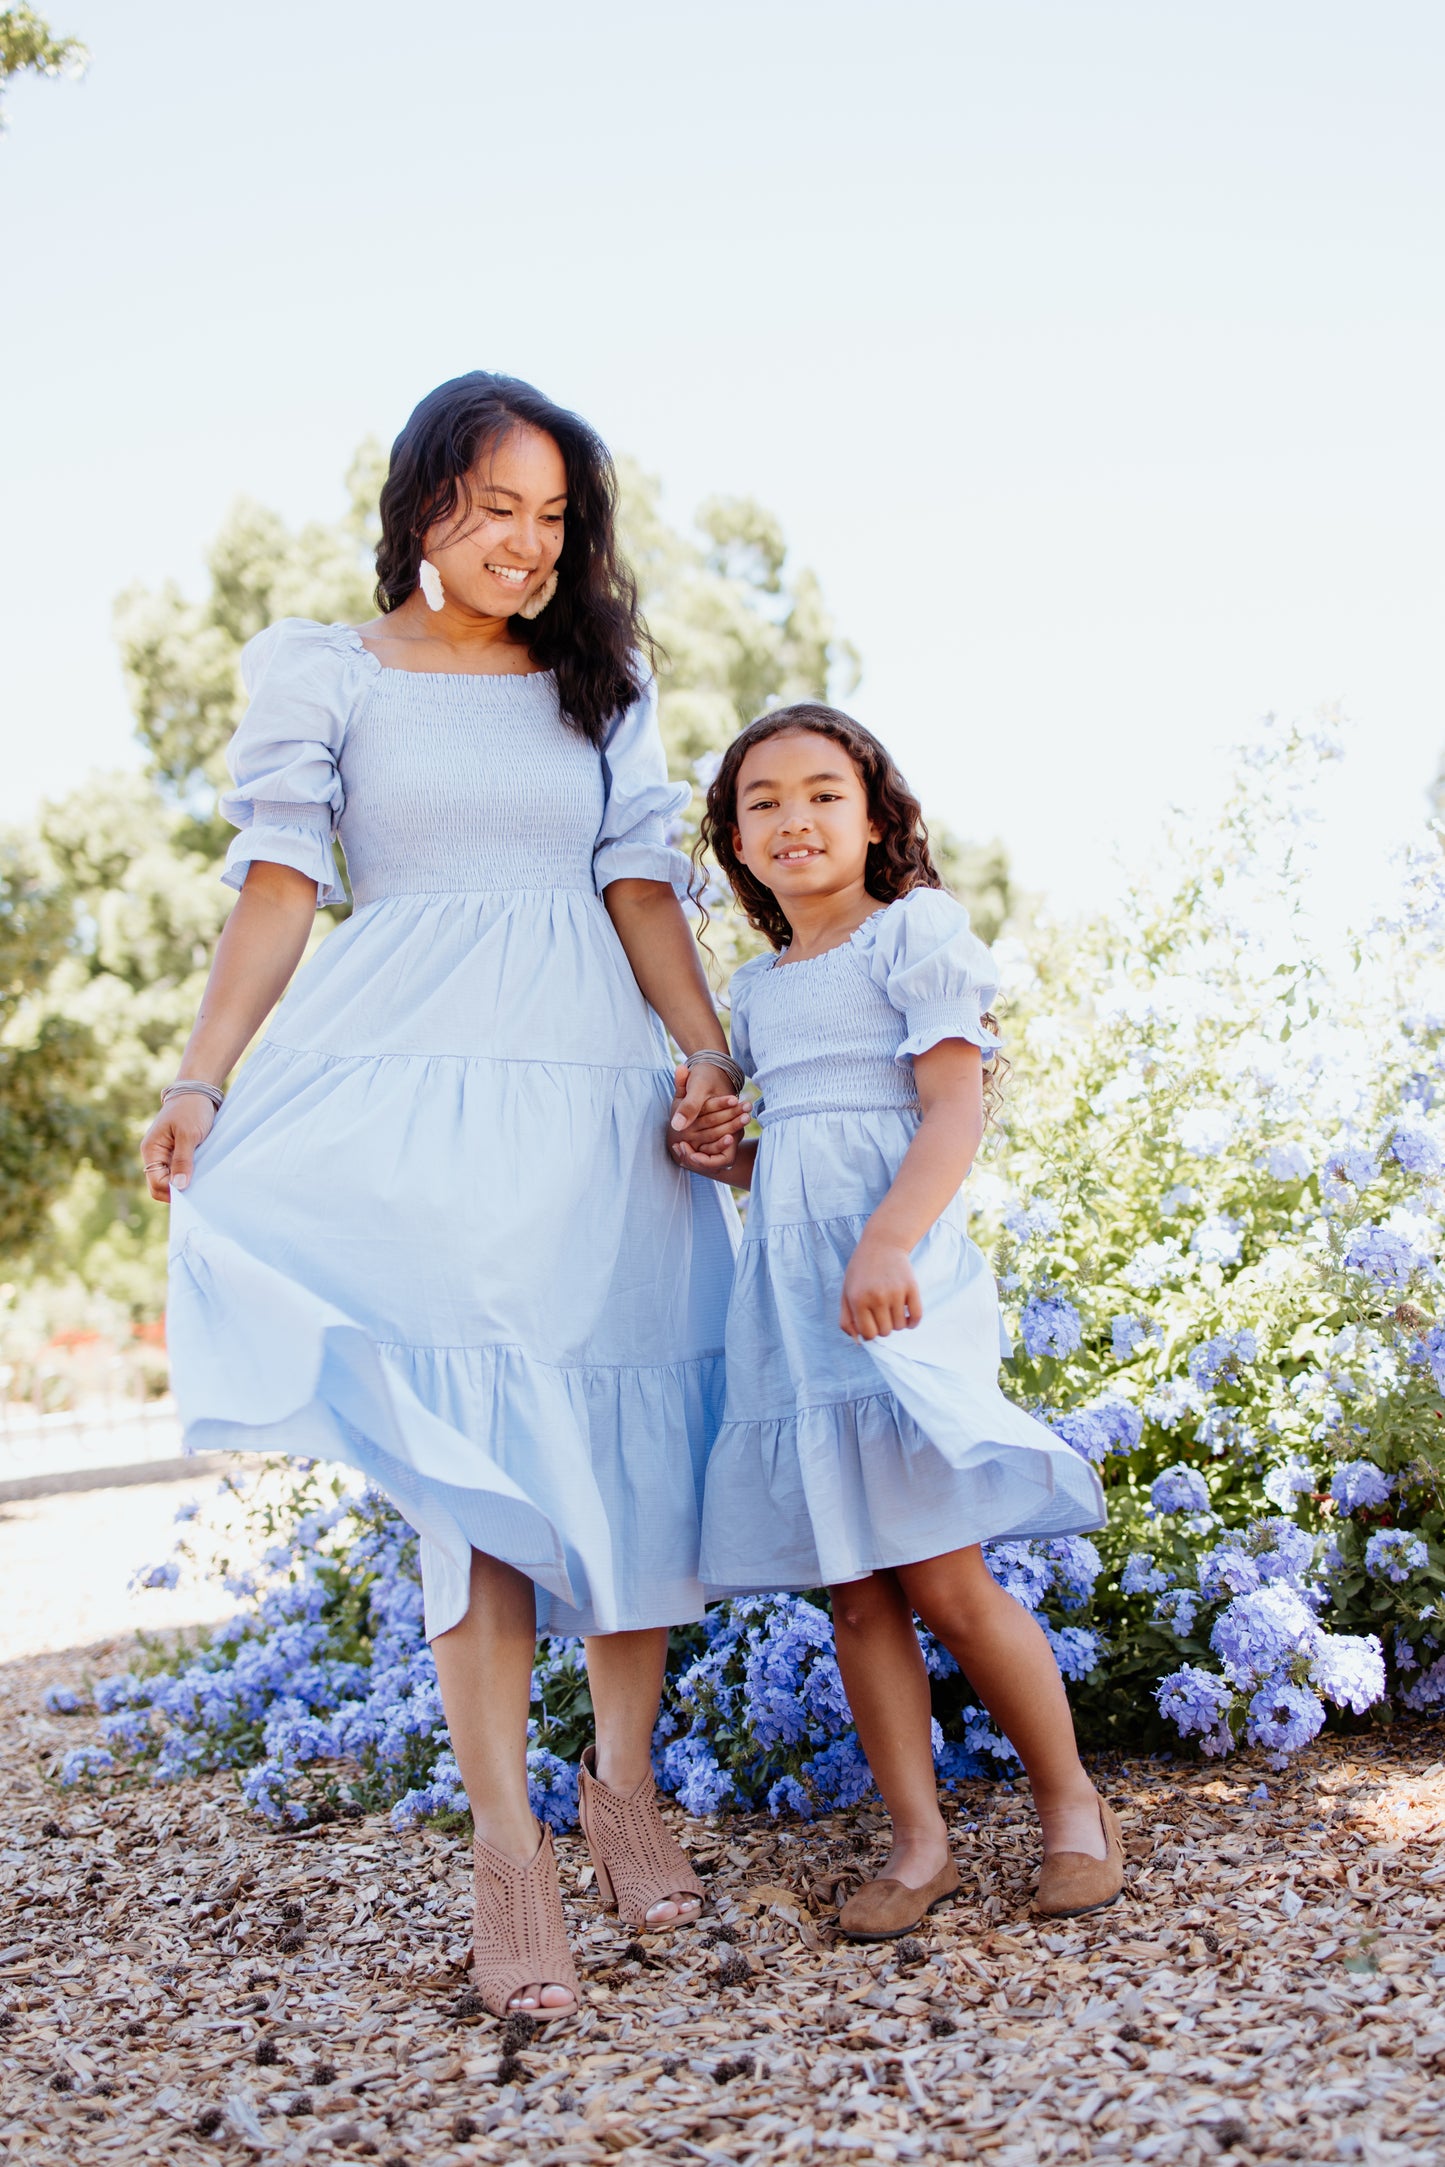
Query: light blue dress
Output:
[[166, 619, 737, 1641], [699, 889, 1104, 1594]]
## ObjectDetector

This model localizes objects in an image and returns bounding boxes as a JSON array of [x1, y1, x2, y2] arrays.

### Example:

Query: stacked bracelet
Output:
[[684, 1048, 746, 1096], [161, 1079, 225, 1111]]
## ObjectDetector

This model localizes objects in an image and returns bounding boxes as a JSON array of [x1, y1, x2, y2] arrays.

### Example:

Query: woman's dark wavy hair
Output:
[[699, 704, 942, 951], [374, 370, 646, 745], [699, 704, 1008, 1115]]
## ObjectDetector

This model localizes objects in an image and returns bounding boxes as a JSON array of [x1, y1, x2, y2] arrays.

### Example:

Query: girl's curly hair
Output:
[[698, 703, 942, 949], [697, 702, 1007, 1116]]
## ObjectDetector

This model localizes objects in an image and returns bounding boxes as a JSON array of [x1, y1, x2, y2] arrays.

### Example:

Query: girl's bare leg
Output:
[[829, 1570, 953, 1888], [584, 1626, 699, 1924], [898, 1546, 1106, 1858], [430, 1549, 575, 2012]]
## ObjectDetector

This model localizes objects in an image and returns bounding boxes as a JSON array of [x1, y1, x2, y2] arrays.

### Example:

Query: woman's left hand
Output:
[[840, 1233, 923, 1339], [669, 1063, 746, 1150]]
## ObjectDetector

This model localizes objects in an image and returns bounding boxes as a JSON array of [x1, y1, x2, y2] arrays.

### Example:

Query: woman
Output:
[[140, 371, 740, 2018]]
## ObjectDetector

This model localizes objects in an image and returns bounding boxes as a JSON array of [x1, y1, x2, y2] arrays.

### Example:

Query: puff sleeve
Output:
[[592, 674, 693, 897], [863, 889, 1003, 1064], [218, 619, 376, 908]]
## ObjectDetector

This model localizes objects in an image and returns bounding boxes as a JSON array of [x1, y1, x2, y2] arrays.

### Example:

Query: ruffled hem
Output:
[[222, 820, 345, 909], [699, 1388, 1105, 1595], [896, 995, 1001, 1064], [167, 1193, 724, 1639]]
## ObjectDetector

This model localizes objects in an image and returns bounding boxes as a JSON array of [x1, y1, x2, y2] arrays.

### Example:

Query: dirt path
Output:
[[0, 1475, 259, 1665], [2, 1629, 1442, 2166]]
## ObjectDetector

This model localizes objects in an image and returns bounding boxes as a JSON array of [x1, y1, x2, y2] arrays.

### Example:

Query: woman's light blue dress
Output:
[[699, 889, 1104, 1594], [166, 619, 737, 1641]]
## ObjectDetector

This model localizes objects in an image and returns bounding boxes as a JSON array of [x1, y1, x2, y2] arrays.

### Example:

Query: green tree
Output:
[[0, 6, 87, 124], [0, 830, 126, 1257], [619, 461, 860, 775], [114, 442, 385, 839]]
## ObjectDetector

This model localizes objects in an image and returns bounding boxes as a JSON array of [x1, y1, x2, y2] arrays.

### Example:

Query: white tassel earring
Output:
[[418, 558, 445, 612], [517, 570, 558, 621]]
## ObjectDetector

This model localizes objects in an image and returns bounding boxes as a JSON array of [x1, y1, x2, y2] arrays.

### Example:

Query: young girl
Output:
[[670, 704, 1122, 1935]]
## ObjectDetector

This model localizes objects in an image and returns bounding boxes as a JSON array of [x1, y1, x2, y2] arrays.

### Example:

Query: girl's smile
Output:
[[733, 730, 881, 911]]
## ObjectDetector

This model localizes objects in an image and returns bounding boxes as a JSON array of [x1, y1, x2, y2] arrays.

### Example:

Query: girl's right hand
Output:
[[140, 1096, 217, 1200], [671, 1130, 741, 1179], [840, 1233, 923, 1339]]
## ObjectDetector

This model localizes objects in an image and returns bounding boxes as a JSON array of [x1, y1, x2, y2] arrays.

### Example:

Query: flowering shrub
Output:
[[57, 719, 1444, 1818]]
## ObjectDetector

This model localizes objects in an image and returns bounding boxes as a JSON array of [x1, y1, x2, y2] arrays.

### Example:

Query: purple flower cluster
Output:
[[1156, 1666, 1235, 1756], [1149, 1465, 1211, 1516], [1120, 1552, 1171, 1596], [1188, 1330, 1259, 1388], [1344, 1225, 1425, 1292], [1389, 1124, 1442, 1177], [1421, 1324, 1445, 1394], [1245, 1678, 1325, 1755], [1144, 1378, 1206, 1432], [1400, 1652, 1445, 1712], [1005, 1199, 1062, 1243], [130, 1560, 181, 1592], [1019, 1292, 1084, 1360], [1363, 1529, 1429, 1584], [1110, 1314, 1159, 1360], [1049, 1400, 1143, 1464], [1329, 1461, 1394, 1513]]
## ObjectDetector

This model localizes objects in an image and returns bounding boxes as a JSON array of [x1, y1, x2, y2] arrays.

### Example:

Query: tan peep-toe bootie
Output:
[[838, 1856, 961, 1942], [470, 1823, 579, 2019], [1033, 1797, 1126, 1918], [577, 1744, 705, 1930]]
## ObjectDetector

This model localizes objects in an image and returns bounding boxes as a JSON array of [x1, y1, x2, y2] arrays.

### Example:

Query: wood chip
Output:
[[1, 1638, 1442, 2164]]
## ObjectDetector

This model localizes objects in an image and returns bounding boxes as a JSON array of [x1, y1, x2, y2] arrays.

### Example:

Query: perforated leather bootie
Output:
[[470, 1823, 579, 2018], [577, 1744, 705, 1930]]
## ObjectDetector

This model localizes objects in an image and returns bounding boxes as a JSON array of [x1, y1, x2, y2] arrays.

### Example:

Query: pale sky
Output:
[[4, 0, 1442, 918]]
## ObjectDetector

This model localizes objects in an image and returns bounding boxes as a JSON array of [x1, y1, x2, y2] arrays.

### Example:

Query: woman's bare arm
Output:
[[602, 878, 746, 1136], [140, 862, 317, 1197]]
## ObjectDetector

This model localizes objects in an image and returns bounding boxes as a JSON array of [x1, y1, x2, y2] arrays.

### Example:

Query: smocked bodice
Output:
[[338, 671, 603, 906], [728, 891, 1003, 1127], [217, 618, 690, 914]]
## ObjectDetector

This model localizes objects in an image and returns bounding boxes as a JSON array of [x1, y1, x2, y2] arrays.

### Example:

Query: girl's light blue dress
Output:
[[699, 889, 1104, 1594], [166, 619, 737, 1641]]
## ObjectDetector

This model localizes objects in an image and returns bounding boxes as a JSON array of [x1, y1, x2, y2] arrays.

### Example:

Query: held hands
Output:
[[139, 1096, 216, 1201], [840, 1231, 923, 1340], [668, 1062, 746, 1179]]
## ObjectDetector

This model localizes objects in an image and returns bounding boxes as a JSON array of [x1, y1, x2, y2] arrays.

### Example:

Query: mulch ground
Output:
[[2, 1639, 1442, 2167]]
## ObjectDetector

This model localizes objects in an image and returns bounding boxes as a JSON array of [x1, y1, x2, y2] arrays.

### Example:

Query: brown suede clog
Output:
[[1033, 1798, 1126, 1918], [838, 1857, 961, 1942]]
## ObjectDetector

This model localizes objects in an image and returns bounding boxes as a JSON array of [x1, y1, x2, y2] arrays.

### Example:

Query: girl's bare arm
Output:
[[840, 1040, 985, 1339]]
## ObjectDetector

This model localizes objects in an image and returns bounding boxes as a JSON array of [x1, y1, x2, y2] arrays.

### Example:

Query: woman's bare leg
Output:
[[897, 1547, 1105, 1858], [584, 1626, 699, 1924], [430, 1549, 575, 2012], [829, 1570, 952, 1888]]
